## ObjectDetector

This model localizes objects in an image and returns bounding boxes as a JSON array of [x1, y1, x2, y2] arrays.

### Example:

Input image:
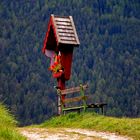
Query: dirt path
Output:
[[19, 127, 132, 140]]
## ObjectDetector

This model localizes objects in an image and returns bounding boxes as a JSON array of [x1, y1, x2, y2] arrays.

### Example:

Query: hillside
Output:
[[0, 0, 140, 125], [0, 103, 26, 140], [41, 112, 140, 140]]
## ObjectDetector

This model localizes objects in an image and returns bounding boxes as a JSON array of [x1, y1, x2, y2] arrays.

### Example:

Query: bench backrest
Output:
[[61, 84, 88, 95], [56, 84, 88, 112]]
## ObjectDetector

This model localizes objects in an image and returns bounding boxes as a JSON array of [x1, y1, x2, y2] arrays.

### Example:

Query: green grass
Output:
[[0, 103, 26, 140], [41, 112, 140, 140]]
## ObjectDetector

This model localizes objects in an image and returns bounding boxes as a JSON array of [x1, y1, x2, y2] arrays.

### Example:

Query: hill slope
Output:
[[41, 112, 140, 140], [0, 104, 26, 140]]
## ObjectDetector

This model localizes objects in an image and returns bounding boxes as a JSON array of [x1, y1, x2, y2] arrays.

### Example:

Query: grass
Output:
[[0, 103, 26, 140], [41, 112, 140, 140]]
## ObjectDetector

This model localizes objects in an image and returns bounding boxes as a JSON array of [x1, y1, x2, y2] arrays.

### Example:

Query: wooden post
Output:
[[80, 84, 87, 112], [58, 97, 61, 115], [57, 76, 65, 115]]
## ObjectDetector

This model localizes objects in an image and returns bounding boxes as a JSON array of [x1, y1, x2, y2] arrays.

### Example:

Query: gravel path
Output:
[[19, 128, 132, 140]]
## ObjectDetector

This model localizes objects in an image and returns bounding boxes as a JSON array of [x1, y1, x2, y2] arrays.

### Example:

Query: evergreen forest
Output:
[[0, 0, 140, 126]]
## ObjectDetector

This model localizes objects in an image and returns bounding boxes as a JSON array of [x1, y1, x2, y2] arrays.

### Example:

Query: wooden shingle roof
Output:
[[53, 15, 80, 45], [42, 14, 80, 53]]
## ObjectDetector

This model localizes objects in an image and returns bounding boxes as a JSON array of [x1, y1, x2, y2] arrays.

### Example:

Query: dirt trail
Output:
[[19, 127, 132, 140]]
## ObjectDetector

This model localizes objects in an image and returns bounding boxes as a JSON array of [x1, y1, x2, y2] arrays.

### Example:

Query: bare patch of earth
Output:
[[19, 127, 132, 140]]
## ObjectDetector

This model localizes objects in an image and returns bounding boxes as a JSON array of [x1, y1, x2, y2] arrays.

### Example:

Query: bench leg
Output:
[[98, 107, 103, 115], [58, 97, 62, 115], [101, 107, 103, 115], [63, 110, 66, 115], [78, 109, 81, 114]]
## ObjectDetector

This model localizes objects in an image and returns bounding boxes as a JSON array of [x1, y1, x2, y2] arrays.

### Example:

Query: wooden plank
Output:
[[56, 25, 73, 30], [87, 103, 107, 108], [60, 36, 76, 41], [63, 96, 87, 103], [69, 16, 80, 45], [51, 14, 60, 43], [57, 29, 74, 33], [58, 32, 75, 37], [55, 17, 70, 22], [56, 21, 72, 26], [57, 27, 73, 30], [59, 40, 78, 45], [61, 84, 88, 95], [61, 86, 81, 94], [63, 106, 86, 111]]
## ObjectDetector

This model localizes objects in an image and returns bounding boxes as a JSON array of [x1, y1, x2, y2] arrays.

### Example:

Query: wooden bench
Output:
[[55, 84, 107, 115]]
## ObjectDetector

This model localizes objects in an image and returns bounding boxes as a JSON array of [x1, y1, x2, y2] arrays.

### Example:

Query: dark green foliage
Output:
[[0, 0, 140, 125]]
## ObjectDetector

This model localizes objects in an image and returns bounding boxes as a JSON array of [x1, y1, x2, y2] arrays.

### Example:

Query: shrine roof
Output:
[[42, 14, 80, 53]]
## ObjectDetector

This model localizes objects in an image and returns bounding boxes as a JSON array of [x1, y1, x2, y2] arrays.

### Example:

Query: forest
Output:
[[0, 0, 140, 126]]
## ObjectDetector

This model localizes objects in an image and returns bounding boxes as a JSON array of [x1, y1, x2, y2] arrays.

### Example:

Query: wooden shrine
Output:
[[42, 14, 80, 114], [42, 14, 107, 115]]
